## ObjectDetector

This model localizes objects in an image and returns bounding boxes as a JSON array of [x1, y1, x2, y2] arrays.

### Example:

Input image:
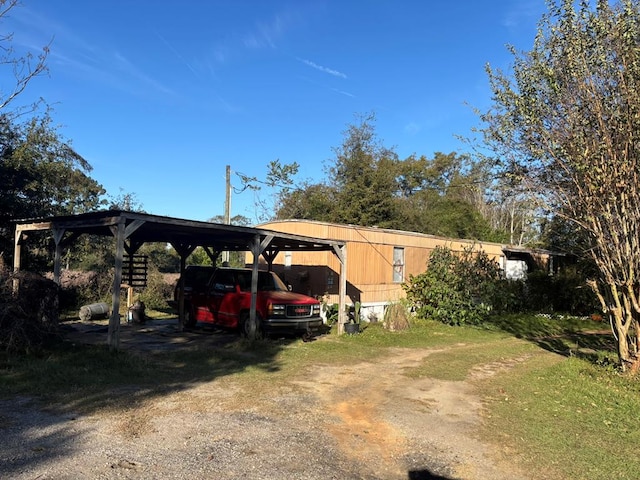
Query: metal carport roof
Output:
[[13, 209, 348, 348]]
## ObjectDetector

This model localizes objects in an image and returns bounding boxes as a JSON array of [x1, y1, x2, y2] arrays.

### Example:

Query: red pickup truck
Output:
[[183, 267, 323, 337]]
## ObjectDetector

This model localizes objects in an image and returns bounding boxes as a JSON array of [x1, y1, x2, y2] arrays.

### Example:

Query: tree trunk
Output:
[[632, 322, 640, 375], [609, 301, 639, 373], [590, 280, 638, 372]]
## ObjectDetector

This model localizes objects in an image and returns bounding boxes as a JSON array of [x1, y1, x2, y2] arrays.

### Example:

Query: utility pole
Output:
[[224, 165, 231, 225], [222, 165, 231, 264]]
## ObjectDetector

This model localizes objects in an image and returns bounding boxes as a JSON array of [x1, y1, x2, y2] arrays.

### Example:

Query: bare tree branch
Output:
[[0, 0, 50, 112]]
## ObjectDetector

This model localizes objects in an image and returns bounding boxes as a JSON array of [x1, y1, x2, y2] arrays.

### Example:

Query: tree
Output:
[[394, 152, 503, 240], [0, 113, 105, 268], [396, 152, 468, 198], [107, 189, 144, 212], [277, 113, 400, 227], [275, 114, 508, 241], [479, 0, 640, 371], [235, 159, 300, 223], [328, 113, 399, 227], [0, 0, 49, 114], [207, 214, 251, 226], [275, 182, 336, 221], [484, 184, 540, 246]]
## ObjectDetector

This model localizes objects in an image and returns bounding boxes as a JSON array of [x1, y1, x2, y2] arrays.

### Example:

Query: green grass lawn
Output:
[[1, 313, 638, 479]]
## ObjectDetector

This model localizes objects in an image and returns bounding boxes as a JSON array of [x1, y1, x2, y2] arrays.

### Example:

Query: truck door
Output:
[[209, 269, 237, 326]]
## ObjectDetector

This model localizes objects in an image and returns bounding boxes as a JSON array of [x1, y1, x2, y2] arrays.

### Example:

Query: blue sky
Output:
[[5, 1, 546, 223]]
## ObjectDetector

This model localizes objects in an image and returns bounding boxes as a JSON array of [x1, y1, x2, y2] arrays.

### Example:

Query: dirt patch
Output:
[[1, 324, 533, 479], [290, 348, 530, 479]]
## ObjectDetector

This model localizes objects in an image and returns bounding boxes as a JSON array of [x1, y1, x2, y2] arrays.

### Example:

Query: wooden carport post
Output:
[[108, 218, 126, 351], [247, 234, 274, 340], [333, 243, 347, 335], [52, 228, 65, 285], [107, 218, 146, 349], [12, 227, 24, 294], [171, 243, 197, 330]]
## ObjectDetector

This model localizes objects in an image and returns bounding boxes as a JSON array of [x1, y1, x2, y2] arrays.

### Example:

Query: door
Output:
[[205, 269, 233, 326]]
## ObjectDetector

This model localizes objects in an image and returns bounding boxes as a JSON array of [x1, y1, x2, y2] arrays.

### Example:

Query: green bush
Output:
[[494, 278, 526, 313], [138, 266, 173, 311], [322, 302, 340, 326], [403, 246, 502, 325], [525, 268, 598, 315]]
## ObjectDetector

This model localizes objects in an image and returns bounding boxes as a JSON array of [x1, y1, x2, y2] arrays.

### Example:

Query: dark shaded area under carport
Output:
[[61, 318, 244, 353], [12, 209, 348, 349]]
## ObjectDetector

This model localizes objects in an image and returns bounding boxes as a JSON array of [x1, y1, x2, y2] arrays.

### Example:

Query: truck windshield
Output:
[[237, 271, 287, 292]]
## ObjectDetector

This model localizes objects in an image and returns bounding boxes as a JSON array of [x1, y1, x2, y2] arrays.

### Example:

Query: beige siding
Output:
[[405, 247, 430, 278]]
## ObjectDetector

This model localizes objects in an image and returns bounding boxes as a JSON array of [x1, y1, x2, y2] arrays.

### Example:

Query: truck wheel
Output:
[[240, 312, 263, 340], [182, 304, 197, 328]]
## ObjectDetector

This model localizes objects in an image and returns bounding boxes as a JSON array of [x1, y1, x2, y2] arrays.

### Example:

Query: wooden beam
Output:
[[171, 242, 197, 259], [125, 240, 145, 255], [262, 248, 279, 271], [125, 219, 145, 238], [202, 246, 220, 265], [15, 221, 53, 232], [178, 254, 188, 330]]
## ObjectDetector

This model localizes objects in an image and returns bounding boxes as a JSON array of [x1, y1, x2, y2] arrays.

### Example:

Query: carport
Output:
[[12, 209, 348, 349]]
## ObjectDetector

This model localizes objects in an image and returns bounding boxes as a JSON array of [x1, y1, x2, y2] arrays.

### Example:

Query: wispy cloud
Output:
[[298, 58, 347, 79], [156, 31, 199, 78], [201, 10, 297, 78], [9, 5, 90, 54], [299, 75, 355, 98], [9, 6, 176, 98], [243, 12, 292, 50], [331, 88, 354, 98], [113, 52, 174, 96]]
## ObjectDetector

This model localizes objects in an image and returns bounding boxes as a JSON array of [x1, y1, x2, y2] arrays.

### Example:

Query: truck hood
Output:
[[259, 290, 318, 304]]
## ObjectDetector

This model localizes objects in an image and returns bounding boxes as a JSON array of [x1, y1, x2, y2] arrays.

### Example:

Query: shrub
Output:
[[525, 267, 598, 315], [321, 302, 340, 326], [494, 278, 527, 313], [403, 246, 502, 326], [138, 266, 173, 311], [1, 269, 60, 354], [55, 270, 113, 312]]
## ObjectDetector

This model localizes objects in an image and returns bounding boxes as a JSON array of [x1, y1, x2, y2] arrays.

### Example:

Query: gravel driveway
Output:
[[0, 320, 531, 480]]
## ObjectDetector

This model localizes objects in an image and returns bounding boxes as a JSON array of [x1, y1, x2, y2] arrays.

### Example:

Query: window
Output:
[[393, 247, 404, 283], [327, 270, 334, 288], [212, 270, 236, 292]]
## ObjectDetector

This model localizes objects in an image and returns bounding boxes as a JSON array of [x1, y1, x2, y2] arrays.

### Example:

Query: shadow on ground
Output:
[[62, 317, 244, 352], [484, 314, 618, 364], [408, 468, 456, 479], [0, 316, 309, 478]]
